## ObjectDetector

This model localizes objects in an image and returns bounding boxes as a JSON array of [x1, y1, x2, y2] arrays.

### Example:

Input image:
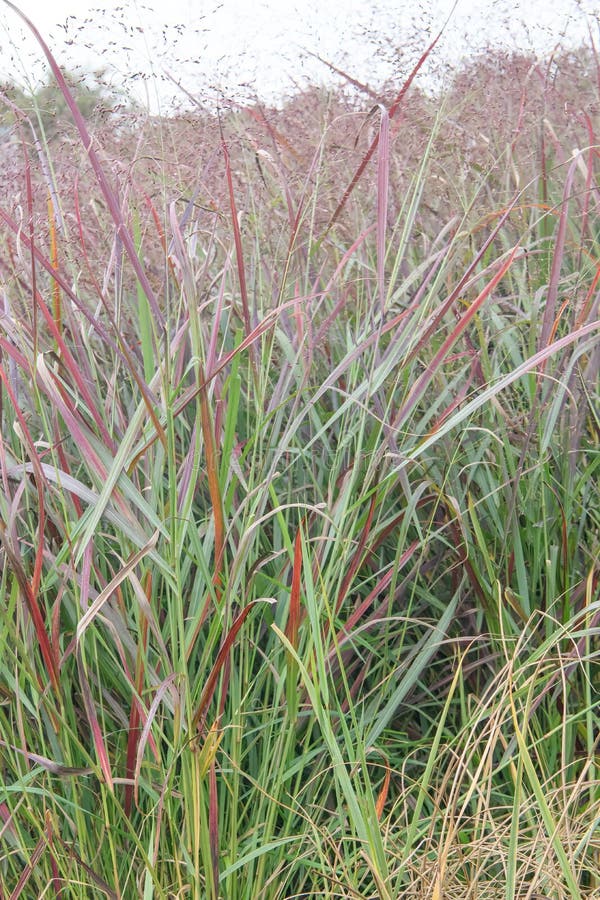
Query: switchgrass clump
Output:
[[0, 7, 598, 899]]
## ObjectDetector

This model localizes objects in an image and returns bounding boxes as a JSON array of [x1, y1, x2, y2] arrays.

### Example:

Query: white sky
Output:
[[1, 0, 598, 111]]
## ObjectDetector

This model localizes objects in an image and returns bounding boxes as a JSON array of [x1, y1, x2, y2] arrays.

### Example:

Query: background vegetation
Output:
[[0, 14, 598, 899]]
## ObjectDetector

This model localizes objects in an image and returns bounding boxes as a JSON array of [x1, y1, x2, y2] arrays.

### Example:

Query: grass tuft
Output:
[[0, 10, 598, 898]]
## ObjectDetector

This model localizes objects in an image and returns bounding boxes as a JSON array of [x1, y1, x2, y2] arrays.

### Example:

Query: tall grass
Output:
[[0, 8, 598, 898]]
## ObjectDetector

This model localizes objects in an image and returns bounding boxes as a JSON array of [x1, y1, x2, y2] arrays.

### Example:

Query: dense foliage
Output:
[[0, 23, 598, 900]]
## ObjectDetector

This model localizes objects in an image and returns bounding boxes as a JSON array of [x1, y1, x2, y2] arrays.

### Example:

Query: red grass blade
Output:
[[9, 811, 53, 900], [199, 388, 226, 605], [392, 245, 521, 431], [374, 753, 391, 820], [133, 674, 180, 808], [538, 155, 578, 357], [336, 493, 378, 616], [221, 128, 254, 348], [191, 601, 265, 733], [46, 192, 61, 342], [334, 540, 419, 651], [124, 574, 150, 817], [76, 533, 159, 641], [303, 51, 381, 101], [0, 802, 18, 843], [285, 526, 303, 651], [376, 106, 390, 315], [285, 526, 304, 723], [76, 649, 114, 792], [323, 26, 446, 235], [53, 830, 119, 898], [0, 371, 60, 698], [402, 201, 520, 371]]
